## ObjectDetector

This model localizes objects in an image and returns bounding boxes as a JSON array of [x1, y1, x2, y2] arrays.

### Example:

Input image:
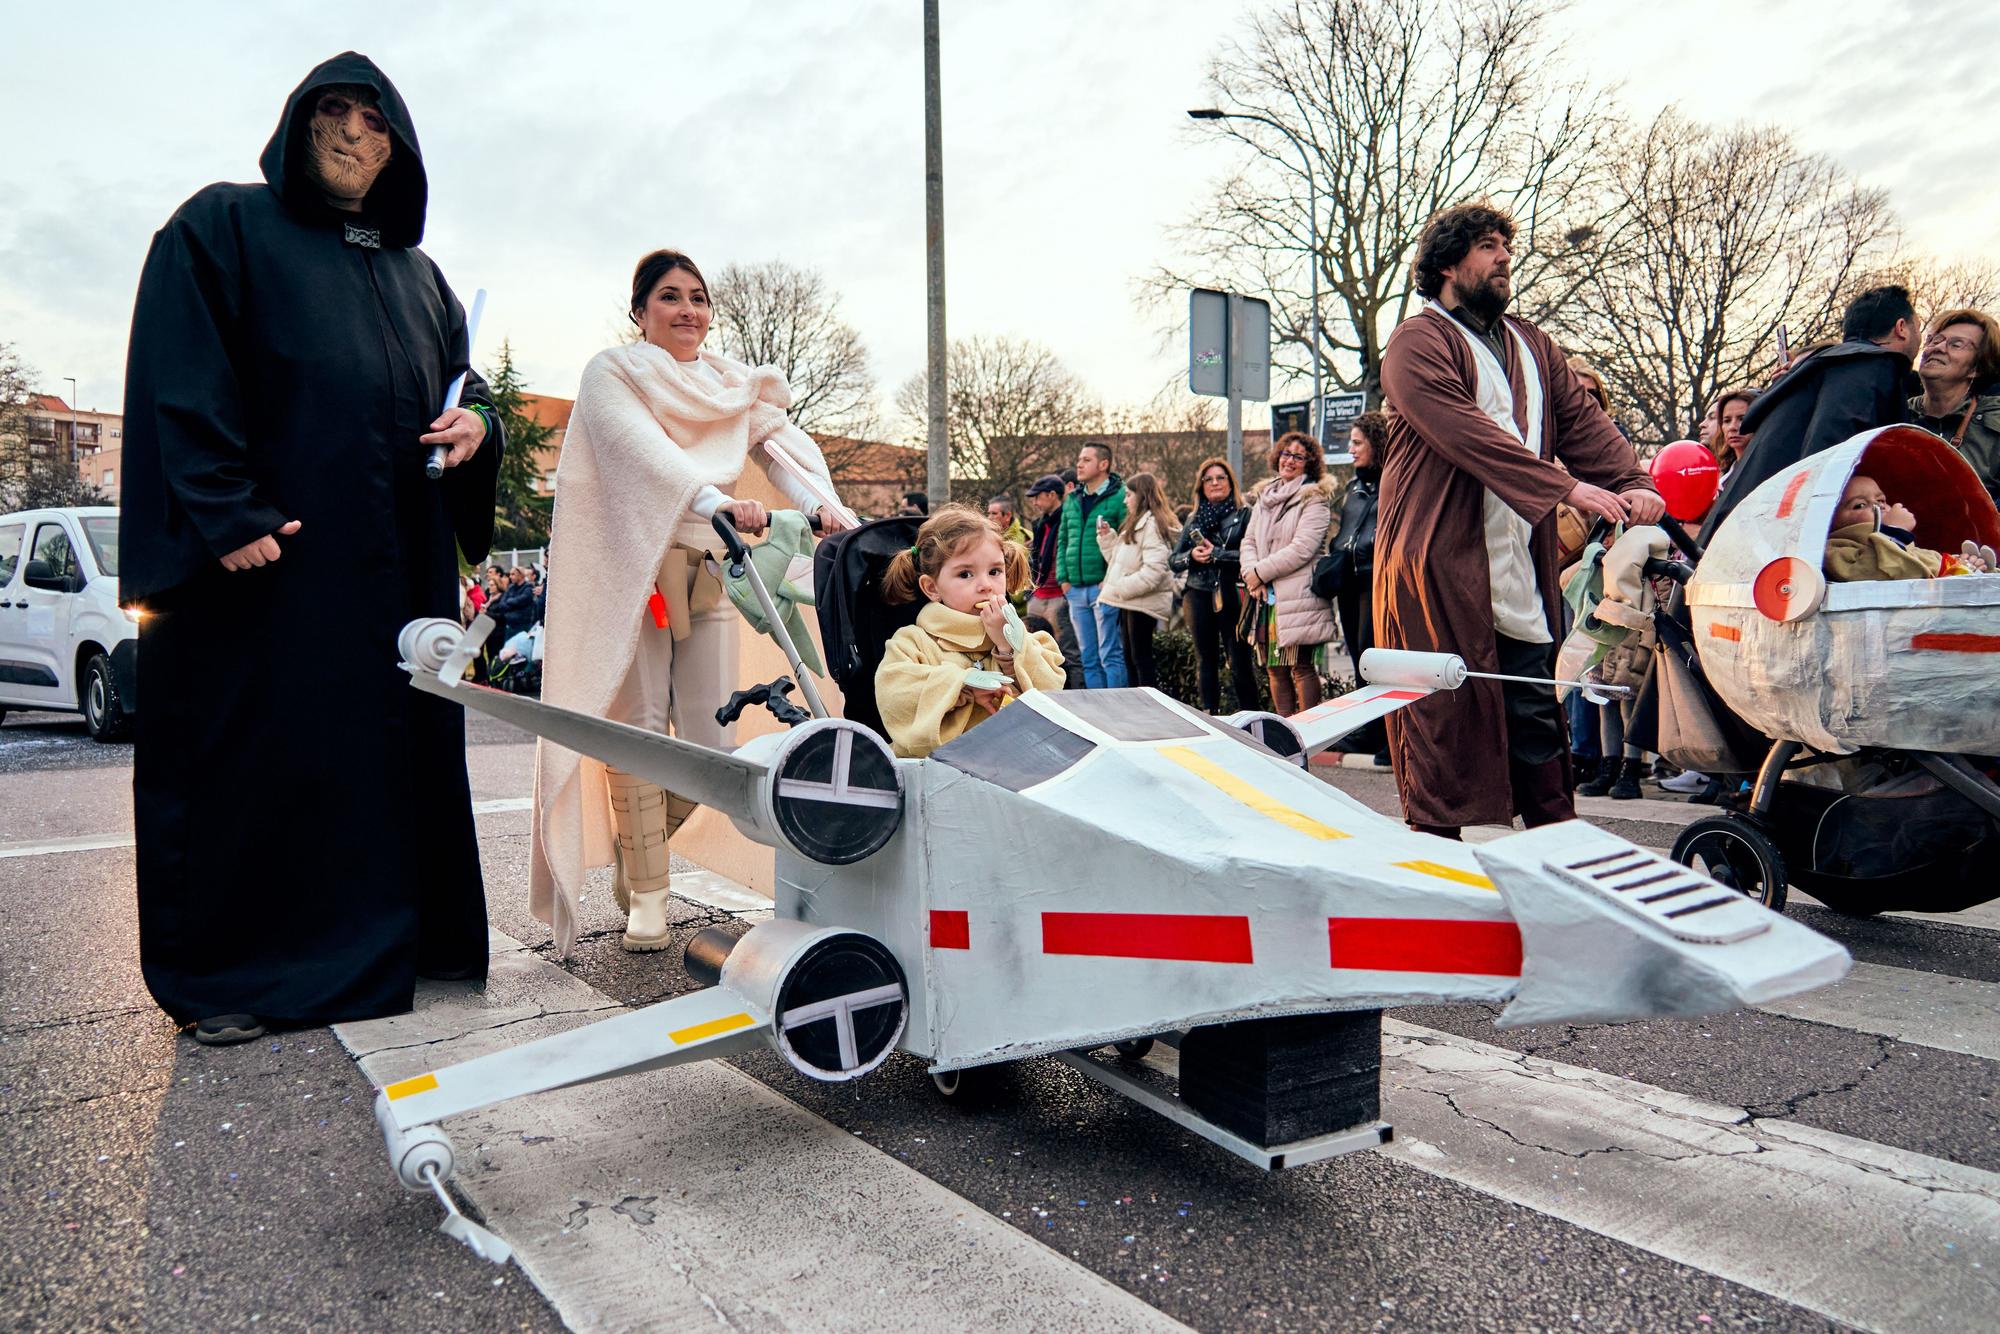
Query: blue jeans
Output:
[[1064, 583, 1128, 688]]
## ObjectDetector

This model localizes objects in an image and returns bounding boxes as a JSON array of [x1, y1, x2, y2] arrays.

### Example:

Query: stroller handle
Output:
[[1643, 556, 1695, 585], [710, 508, 824, 578]]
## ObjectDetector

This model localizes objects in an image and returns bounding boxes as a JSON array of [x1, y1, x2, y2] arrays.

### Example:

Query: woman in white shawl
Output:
[[532, 250, 852, 955]]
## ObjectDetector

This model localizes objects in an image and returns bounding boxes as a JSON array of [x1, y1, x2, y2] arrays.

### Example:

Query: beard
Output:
[[1451, 271, 1511, 324], [307, 116, 391, 203]]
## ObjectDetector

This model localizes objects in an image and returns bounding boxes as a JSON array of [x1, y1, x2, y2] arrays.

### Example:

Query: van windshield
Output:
[[81, 516, 118, 577]]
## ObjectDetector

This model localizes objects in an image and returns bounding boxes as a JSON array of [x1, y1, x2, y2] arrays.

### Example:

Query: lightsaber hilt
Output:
[[427, 287, 488, 480]]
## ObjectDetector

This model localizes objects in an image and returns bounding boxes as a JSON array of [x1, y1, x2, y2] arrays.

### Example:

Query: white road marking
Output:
[[1793, 888, 2000, 934], [0, 833, 133, 859], [1378, 1018, 2000, 1334], [1755, 959, 2000, 1061], [334, 930, 1182, 1332], [0, 797, 535, 861]]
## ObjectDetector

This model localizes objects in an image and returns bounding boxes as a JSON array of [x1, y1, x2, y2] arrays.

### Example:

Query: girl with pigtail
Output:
[[876, 505, 1067, 757]]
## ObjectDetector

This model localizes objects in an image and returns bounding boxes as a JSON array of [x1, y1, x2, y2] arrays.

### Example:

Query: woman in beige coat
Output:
[[1096, 472, 1179, 688], [1241, 432, 1338, 714]]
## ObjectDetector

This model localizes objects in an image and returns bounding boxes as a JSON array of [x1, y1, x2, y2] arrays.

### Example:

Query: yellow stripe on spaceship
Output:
[[670, 1012, 756, 1045], [383, 1072, 440, 1101], [1394, 859, 1497, 891], [1158, 745, 1350, 841]]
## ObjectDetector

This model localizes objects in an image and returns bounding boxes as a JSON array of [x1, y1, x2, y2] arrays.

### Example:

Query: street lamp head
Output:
[[1187, 108, 1225, 120]]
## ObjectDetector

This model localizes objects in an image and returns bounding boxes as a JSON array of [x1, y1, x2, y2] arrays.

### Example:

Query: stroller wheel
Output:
[[1671, 816, 1788, 912]]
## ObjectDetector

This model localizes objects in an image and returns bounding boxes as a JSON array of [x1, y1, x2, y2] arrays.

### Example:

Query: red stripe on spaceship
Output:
[[927, 909, 1524, 977]]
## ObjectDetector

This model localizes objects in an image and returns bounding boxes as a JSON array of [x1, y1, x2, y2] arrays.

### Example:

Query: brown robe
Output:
[[1375, 304, 1653, 828]]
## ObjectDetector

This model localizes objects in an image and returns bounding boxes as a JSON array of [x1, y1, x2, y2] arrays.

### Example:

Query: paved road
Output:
[[3, 710, 1995, 1331]]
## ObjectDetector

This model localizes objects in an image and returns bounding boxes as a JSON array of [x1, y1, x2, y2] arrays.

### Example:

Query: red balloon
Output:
[[1650, 440, 1720, 522]]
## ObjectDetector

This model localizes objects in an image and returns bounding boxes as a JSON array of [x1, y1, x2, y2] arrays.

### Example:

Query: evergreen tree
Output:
[[483, 340, 554, 551]]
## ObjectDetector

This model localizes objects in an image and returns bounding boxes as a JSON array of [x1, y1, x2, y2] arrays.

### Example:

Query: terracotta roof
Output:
[[518, 392, 574, 431], [813, 436, 923, 479], [29, 394, 70, 412]]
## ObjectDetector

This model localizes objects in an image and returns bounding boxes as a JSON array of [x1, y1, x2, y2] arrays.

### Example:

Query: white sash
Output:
[[1425, 301, 1551, 644]]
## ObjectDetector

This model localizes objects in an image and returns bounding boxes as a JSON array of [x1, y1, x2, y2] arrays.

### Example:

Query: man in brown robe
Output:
[[1376, 202, 1662, 837]]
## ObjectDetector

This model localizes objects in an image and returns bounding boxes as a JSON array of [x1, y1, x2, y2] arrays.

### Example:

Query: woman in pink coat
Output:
[[1240, 431, 1338, 714]]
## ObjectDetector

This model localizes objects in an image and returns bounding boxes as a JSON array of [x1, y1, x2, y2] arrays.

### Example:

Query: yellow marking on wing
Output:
[[1395, 859, 1496, 891], [384, 1073, 439, 1101], [1159, 745, 1349, 841], [671, 1012, 756, 1045]]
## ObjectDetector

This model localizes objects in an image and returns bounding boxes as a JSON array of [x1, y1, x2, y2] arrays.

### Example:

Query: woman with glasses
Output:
[[1240, 431, 1338, 715], [1169, 456, 1261, 713]]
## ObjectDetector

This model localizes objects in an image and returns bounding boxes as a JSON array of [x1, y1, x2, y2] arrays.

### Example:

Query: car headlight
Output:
[[122, 607, 147, 624]]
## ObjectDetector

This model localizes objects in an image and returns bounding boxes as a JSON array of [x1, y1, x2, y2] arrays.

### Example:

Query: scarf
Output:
[[1256, 474, 1308, 511], [530, 341, 838, 956], [1190, 495, 1239, 542]]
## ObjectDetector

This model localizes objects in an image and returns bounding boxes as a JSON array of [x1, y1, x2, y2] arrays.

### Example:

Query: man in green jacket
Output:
[[1056, 441, 1129, 687]]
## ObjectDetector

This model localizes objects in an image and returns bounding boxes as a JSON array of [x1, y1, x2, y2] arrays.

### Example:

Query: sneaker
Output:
[[193, 1014, 265, 1046], [1658, 770, 1708, 794]]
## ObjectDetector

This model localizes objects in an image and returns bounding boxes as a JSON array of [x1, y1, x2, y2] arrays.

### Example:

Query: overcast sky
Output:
[[4, 0, 1994, 427]]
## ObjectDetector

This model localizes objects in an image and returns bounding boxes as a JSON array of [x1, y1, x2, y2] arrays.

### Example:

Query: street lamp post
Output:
[[63, 376, 79, 470], [1187, 109, 1322, 445]]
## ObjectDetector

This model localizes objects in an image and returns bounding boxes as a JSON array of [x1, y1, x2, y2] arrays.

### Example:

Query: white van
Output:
[[0, 506, 136, 741]]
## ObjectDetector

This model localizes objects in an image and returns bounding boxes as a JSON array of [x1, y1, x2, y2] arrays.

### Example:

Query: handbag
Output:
[[1311, 548, 1353, 599], [1234, 585, 1263, 645]]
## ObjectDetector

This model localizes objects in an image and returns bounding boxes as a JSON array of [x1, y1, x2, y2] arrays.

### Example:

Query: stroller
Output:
[[1636, 426, 2000, 916], [810, 514, 924, 739]]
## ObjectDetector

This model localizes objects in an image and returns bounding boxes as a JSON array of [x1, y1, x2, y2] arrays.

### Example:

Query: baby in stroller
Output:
[[1824, 474, 1995, 581]]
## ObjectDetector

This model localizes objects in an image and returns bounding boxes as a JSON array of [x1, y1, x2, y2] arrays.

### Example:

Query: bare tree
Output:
[[894, 335, 1095, 502], [709, 261, 881, 476], [1148, 0, 1622, 405], [0, 343, 107, 511], [1097, 389, 1232, 504], [1548, 110, 1898, 448], [1844, 255, 2000, 332]]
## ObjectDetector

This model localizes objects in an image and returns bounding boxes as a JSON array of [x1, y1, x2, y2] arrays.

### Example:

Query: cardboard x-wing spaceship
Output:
[[378, 617, 1848, 1263]]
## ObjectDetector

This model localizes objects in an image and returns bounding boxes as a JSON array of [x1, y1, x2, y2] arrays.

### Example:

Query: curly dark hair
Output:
[[1348, 410, 1390, 452], [1268, 430, 1325, 482], [1411, 201, 1516, 300]]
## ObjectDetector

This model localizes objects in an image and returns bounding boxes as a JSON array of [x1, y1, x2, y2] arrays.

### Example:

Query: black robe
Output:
[[1699, 340, 1913, 543], [121, 52, 504, 1026]]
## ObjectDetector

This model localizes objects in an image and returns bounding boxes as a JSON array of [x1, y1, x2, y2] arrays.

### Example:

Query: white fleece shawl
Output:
[[530, 342, 836, 955]]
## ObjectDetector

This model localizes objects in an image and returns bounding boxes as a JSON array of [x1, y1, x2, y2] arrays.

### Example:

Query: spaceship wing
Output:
[[405, 665, 765, 817], [1290, 683, 1438, 756], [374, 984, 772, 1132], [397, 615, 762, 817]]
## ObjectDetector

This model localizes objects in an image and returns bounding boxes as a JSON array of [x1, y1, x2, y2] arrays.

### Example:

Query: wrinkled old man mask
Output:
[[306, 84, 392, 207]]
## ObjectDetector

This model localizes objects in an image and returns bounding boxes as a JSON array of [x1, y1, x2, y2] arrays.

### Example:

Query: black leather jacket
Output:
[[1331, 470, 1379, 574], [1168, 505, 1251, 594]]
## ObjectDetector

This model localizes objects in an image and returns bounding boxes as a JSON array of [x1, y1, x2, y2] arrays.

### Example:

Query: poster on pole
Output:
[[1320, 390, 1367, 439]]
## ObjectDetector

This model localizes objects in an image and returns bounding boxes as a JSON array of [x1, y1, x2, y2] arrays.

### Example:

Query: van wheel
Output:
[[83, 654, 132, 743]]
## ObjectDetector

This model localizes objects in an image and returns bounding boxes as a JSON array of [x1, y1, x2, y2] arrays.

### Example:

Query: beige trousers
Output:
[[606, 545, 740, 750]]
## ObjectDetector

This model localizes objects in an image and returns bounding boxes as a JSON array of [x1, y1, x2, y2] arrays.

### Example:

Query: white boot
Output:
[[606, 768, 697, 952]]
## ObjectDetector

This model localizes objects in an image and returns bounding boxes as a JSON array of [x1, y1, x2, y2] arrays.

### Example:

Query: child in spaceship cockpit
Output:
[[1824, 474, 1996, 582], [875, 505, 1067, 758]]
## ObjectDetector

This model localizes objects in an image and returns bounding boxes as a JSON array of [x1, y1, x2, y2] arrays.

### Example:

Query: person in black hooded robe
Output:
[[120, 52, 504, 1043]]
